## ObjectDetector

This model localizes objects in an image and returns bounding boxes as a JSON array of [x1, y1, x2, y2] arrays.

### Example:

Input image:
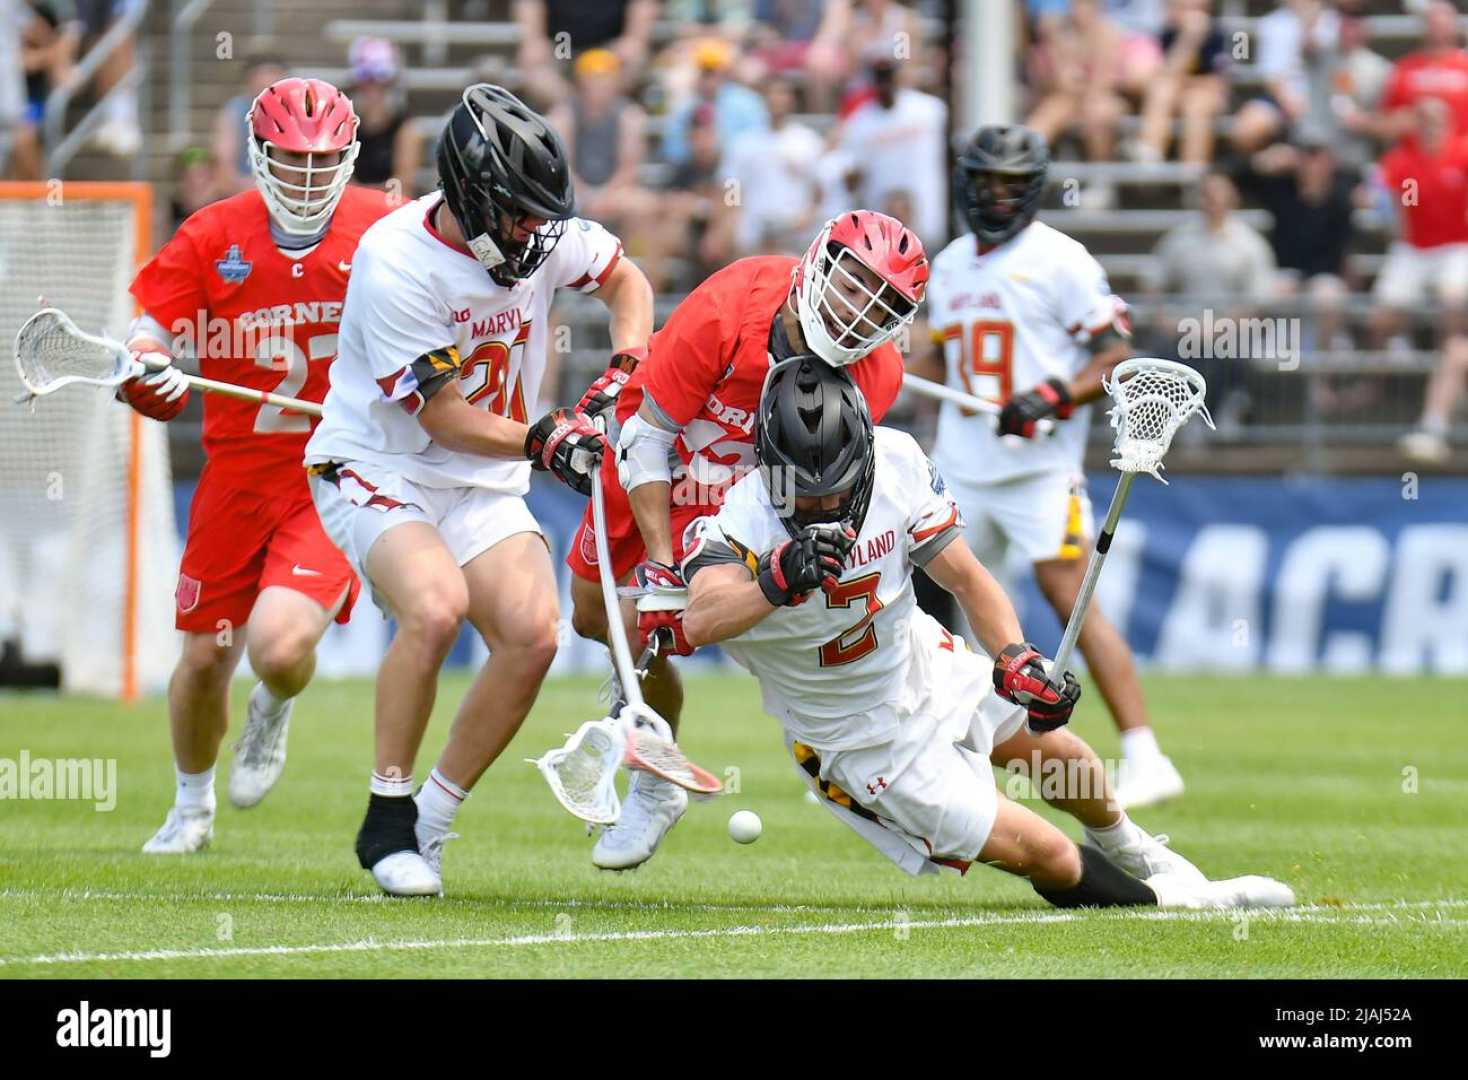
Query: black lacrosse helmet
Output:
[[437, 84, 575, 287], [754, 355, 876, 538], [954, 124, 1049, 246]]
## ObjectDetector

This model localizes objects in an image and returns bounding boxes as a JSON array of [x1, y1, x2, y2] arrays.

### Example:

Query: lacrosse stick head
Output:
[[619, 702, 723, 797], [531, 717, 626, 825], [1102, 357, 1213, 481], [14, 308, 134, 401]]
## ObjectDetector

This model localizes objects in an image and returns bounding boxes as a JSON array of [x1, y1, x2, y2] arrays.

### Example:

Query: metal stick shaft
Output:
[[591, 467, 645, 709], [902, 373, 1055, 437], [1051, 470, 1137, 677]]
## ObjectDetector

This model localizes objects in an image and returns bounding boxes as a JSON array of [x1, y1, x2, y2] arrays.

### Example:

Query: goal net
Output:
[[0, 182, 179, 698]]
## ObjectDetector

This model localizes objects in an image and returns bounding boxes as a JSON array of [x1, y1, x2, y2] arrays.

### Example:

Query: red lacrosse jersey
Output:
[[615, 255, 904, 504], [129, 185, 397, 495], [1379, 135, 1468, 249], [1381, 50, 1468, 135]]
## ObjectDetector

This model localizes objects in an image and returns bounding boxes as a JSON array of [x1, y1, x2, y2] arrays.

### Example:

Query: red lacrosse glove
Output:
[[525, 407, 607, 496], [118, 349, 190, 421], [634, 559, 693, 656], [576, 346, 646, 419], [997, 378, 1073, 438], [993, 641, 1082, 732]]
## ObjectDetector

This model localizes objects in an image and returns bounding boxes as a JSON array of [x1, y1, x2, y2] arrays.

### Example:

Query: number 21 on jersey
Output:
[[939, 319, 1014, 408]]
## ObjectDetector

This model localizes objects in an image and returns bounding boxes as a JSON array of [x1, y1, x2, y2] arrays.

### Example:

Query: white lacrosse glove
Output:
[[127, 351, 190, 402]]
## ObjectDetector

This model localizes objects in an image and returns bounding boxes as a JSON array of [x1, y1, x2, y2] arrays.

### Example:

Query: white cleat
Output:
[[1147, 872, 1297, 910], [1086, 826, 1206, 883], [417, 830, 458, 880], [141, 806, 215, 854], [592, 770, 688, 870], [370, 850, 443, 897], [1113, 755, 1185, 809], [229, 683, 293, 809]]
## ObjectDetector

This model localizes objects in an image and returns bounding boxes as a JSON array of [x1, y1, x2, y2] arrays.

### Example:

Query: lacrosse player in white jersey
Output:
[[305, 85, 654, 896], [916, 124, 1180, 809], [681, 357, 1294, 910]]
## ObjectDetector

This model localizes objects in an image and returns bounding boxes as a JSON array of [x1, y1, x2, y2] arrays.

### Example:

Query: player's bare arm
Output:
[[920, 535, 1024, 659], [575, 257, 656, 419], [417, 376, 530, 458], [1064, 330, 1132, 405], [682, 563, 772, 646]]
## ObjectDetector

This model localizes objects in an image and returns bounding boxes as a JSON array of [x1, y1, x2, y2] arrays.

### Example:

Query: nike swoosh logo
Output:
[[338, 261, 352, 272], [291, 565, 323, 577]]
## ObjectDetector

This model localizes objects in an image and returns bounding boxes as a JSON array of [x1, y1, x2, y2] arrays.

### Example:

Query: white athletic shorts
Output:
[[947, 468, 1094, 569], [1373, 242, 1468, 308], [786, 615, 1027, 876], [309, 461, 542, 615]]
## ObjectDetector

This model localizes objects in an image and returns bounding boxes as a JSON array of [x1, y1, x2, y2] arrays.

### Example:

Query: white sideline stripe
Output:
[[2, 900, 1465, 968]]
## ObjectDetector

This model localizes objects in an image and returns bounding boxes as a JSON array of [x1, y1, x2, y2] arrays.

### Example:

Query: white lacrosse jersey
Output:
[[926, 221, 1129, 485], [681, 427, 965, 751], [305, 194, 623, 491]]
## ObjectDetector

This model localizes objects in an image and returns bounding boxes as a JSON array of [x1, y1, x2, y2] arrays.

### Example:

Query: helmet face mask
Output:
[[955, 124, 1049, 246], [793, 212, 928, 367], [247, 78, 360, 238], [755, 355, 877, 539], [438, 84, 575, 287]]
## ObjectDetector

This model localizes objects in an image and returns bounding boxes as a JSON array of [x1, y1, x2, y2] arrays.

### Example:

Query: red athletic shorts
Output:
[[565, 459, 713, 583], [174, 467, 360, 634]]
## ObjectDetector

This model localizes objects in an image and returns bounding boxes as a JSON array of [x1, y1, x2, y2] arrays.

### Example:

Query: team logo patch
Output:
[[175, 573, 202, 614], [578, 522, 598, 566], [215, 245, 252, 284], [926, 458, 948, 495]]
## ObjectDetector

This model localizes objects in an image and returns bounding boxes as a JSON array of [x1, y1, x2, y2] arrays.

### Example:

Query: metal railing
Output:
[[42, 0, 153, 178], [170, 0, 220, 150]]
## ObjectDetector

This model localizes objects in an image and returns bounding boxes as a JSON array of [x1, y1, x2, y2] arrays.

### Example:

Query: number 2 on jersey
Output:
[[253, 333, 335, 434], [819, 572, 883, 667], [941, 319, 1014, 407]]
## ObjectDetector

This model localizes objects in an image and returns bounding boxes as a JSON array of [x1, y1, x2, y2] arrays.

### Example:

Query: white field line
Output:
[[1, 899, 1465, 969]]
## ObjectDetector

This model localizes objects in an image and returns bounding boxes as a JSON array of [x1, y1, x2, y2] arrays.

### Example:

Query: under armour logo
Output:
[[866, 777, 888, 795]]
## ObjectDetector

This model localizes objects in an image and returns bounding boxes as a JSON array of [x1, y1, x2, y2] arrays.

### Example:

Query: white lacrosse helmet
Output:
[[246, 77, 360, 238], [791, 210, 929, 366]]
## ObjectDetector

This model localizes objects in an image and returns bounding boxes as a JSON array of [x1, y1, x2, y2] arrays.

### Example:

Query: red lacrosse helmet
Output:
[[247, 77, 360, 237], [792, 210, 929, 366]]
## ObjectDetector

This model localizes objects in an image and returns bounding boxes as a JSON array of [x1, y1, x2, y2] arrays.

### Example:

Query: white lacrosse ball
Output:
[[728, 809, 762, 845]]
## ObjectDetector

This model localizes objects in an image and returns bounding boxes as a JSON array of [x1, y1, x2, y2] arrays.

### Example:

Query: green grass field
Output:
[[2, 672, 1466, 978]]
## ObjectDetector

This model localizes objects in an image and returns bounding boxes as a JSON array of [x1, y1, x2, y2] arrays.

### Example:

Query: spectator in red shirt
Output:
[[1369, 96, 1468, 355], [1377, 0, 1468, 141]]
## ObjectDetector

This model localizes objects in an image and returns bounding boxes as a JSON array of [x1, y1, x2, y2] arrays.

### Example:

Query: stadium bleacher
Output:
[[17, 0, 1468, 477]]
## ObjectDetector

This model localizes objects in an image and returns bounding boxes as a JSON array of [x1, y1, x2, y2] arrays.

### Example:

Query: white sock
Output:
[[1119, 727, 1163, 764], [1086, 811, 1140, 851], [175, 765, 215, 813], [370, 770, 414, 798], [252, 682, 290, 716], [415, 768, 468, 838]]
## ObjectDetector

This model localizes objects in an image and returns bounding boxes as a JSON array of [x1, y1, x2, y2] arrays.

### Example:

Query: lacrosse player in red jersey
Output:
[[121, 77, 396, 854], [565, 210, 928, 871]]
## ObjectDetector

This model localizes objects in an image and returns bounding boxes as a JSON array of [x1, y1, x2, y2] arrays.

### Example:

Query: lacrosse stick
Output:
[[1050, 358, 1212, 678], [14, 307, 323, 417], [532, 466, 721, 824], [902, 372, 1055, 438]]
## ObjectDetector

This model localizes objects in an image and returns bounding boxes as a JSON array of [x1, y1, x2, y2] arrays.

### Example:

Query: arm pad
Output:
[[615, 411, 679, 492]]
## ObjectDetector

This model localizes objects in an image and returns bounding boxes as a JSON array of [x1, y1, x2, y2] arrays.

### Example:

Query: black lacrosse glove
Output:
[[756, 524, 856, 607], [993, 641, 1082, 732], [998, 378, 1074, 438], [525, 407, 607, 496], [575, 346, 646, 419]]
